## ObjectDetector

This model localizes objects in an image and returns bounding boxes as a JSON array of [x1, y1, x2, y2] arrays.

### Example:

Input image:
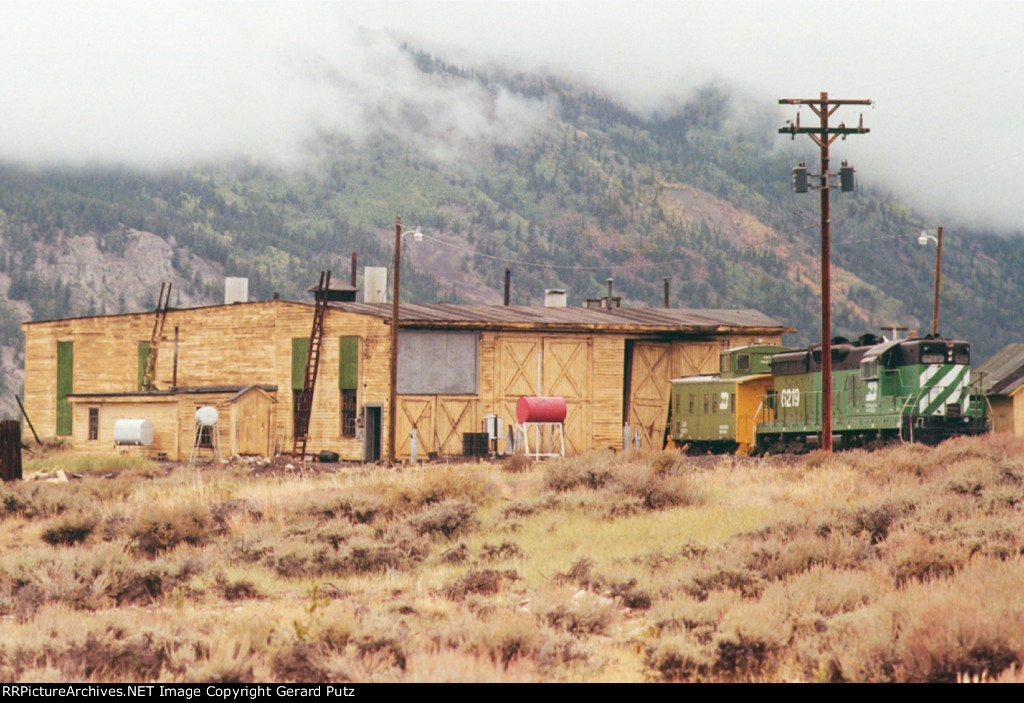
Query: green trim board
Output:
[[138, 342, 151, 390], [291, 338, 310, 391], [56, 341, 73, 436], [339, 337, 358, 390]]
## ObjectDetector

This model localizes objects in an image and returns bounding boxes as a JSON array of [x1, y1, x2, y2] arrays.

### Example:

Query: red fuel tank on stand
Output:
[[516, 396, 567, 424]]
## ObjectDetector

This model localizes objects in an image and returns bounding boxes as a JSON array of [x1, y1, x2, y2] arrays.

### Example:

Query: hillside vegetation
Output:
[[2, 48, 1024, 412], [3, 436, 1024, 682]]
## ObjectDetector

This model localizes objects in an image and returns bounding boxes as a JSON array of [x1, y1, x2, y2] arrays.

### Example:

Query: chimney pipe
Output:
[[606, 278, 614, 308], [663, 277, 670, 308], [350, 252, 357, 288], [504, 269, 511, 306]]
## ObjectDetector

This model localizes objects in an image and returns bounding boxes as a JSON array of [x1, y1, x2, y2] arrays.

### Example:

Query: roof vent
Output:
[[544, 289, 567, 308]]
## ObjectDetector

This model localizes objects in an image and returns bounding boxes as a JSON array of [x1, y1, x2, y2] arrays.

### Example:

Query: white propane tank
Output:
[[195, 406, 219, 427], [113, 419, 154, 446]]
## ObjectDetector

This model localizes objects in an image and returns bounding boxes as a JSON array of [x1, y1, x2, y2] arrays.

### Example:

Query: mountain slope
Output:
[[1, 53, 1022, 419]]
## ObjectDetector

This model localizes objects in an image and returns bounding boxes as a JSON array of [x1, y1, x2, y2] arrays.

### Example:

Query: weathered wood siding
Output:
[[272, 304, 390, 460], [69, 397, 179, 459], [625, 334, 784, 450], [24, 302, 392, 460], [230, 387, 276, 456], [24, 301, 781, 460]]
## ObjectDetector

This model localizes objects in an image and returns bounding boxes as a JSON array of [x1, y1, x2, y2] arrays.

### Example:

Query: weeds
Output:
[[4, 440, 1024, 682], [41, 512, 98, 546], [130, 500, 214, 555], [443, 569, 518, 599], [532, 588, 619, 635], [405, 499, 477, 539]]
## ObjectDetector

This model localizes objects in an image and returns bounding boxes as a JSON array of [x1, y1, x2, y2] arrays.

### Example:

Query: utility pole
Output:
[[932, 227, 943, 337], [389, 216, 401, 465], [779, 92, 871, 452], [919, 227, 944, 336]]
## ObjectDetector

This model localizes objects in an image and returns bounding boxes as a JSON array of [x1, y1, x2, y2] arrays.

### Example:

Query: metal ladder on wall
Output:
[[292, 271, 330, 458], [142, 282, 172, 391]]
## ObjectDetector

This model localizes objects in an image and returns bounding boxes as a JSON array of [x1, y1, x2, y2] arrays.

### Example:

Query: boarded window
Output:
[[56, 341, 73, 436], [291, 338, 310, 391], [339, 337, 359, 438], [138, 342, 151, 390], [397, 331, 478, 394], [339, 337, 358, 391]]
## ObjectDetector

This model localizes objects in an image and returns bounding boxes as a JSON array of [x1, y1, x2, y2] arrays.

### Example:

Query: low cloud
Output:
[[0, 2, 548, 168], [2, 1, 1022, 231]]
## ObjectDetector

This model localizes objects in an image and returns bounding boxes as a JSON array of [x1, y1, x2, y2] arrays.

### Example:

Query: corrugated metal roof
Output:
[[975, 344, 1024, 395], [68, 384, 278, 399], [24, 298, 791, 334], [332, 302, 790, 333]]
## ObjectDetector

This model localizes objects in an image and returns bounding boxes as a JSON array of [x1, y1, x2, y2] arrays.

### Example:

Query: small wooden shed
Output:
[[228, 385, 276, 456]]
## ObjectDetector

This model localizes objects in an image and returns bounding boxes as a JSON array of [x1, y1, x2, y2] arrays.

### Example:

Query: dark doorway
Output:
[[363, 404, 382, 462]]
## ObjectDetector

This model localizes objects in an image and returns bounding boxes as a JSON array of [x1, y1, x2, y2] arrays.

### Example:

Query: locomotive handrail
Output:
[[969, 371, 987, 416], [752, 397, 767, 448], [899, 390, 921, 443]]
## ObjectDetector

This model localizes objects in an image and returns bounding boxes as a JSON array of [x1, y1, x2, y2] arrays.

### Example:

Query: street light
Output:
[[389, 217, 423, 464], [919, 227, 943, 337]]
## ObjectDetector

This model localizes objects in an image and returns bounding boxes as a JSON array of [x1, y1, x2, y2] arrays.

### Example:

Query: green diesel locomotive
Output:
[[668, 335, 989, 454]]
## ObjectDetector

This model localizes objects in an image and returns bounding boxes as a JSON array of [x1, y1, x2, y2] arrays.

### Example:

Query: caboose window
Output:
[[736, 354, 750, 371]]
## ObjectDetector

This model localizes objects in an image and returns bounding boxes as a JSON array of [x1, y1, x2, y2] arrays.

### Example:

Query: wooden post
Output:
[[389, 217, 401, 465], [0, 420, 22, 482], [932, 227, 943, 336], [15, 395, 40, 445]]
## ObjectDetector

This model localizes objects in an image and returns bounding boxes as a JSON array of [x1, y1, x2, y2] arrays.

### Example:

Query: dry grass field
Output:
[[4, 435, 1024, 682]]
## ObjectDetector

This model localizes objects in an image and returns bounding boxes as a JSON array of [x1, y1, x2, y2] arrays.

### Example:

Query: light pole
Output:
[[919, 227, 943, 337], [388, 217, 422, 465]]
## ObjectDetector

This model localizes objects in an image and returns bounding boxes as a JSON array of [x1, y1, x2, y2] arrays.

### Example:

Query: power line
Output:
[[417, 232, 676, 271]]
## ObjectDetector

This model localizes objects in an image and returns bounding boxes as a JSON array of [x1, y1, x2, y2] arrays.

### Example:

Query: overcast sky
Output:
[[2, 1, 1022, 230]]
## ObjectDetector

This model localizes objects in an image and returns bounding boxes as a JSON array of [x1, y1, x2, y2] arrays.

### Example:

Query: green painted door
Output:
[[56, 341, 73, 436]]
